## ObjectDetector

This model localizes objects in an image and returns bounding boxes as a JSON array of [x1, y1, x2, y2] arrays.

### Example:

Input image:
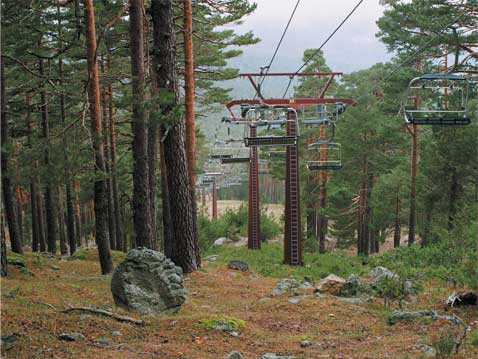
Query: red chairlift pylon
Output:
[[225, 72, 355, 265]]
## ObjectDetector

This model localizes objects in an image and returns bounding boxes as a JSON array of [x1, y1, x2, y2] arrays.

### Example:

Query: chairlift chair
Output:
[[243, 106, 299, 147], [403, 73, 471, 125], [306, 141, 342, 171]]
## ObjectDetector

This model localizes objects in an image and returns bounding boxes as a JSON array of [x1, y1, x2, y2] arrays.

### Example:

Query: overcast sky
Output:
[[227, 0, 392, 74]]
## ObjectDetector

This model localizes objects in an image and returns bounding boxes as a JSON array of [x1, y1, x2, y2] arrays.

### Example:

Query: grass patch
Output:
[[196, 316, 246, 331], [204, 242, 365, 280]]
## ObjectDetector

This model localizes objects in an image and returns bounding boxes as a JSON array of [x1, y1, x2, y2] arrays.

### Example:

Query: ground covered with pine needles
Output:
[[2, 246, 477, 359]]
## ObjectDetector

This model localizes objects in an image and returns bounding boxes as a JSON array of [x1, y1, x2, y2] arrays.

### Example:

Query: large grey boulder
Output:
[[271, 278, 301, 296], [111, 248, 187, 314]]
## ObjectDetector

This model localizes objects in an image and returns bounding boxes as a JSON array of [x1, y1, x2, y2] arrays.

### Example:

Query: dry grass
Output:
[[2, 250, 477, 359]]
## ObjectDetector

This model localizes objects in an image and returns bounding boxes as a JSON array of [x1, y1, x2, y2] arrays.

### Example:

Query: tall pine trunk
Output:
[[84, 0, 113, 274], [130, 0, 153, 249], [107, 51, 123, 251], [151, 0, 199, 272], [27, 94, 40, 252], [57, 186, 69, 255], [59, 46, 77, 255], [39, 58, 57, 254], [73, 180, 83, 247], [100, 56, 117, 250], [318, 124, 328, 253], [393, 183, 401, 248], [183, 0, 199, 262], [1, 56, 23, 254]]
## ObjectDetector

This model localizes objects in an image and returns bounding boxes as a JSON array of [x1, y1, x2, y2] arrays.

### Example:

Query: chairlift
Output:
[[243, 106, 299, 147], [268, 150, 286, 158], [403, 73, 471, 125], [306, 141, 342, 171]]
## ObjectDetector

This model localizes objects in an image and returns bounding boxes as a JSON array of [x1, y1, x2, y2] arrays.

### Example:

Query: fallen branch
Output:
[[62, 306, 145, 326], [32, 301, 58, 311]]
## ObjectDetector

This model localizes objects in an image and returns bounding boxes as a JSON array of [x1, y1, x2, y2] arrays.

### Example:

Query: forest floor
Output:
[[2, 246, 477, 359]]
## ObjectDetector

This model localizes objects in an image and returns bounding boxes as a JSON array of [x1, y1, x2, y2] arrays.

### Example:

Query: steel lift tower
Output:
[[226, 72, 355, 265]]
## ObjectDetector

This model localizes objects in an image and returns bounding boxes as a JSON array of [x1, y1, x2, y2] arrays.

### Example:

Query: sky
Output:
[[222, 0, 393, 97]]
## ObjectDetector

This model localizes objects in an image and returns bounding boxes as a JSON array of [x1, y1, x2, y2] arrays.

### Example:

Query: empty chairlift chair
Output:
[[306, 141, 342, 171], [403, 74, 471, 126], [243, 107, 299, 147]]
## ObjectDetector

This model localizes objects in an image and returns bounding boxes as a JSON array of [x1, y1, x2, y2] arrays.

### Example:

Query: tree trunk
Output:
[[59, 45, 77, 255], [1, 226, 7, 277], [130, 0, 153, 249], [183, 0, 199, 262], [151, 0, 199, 272], [1, 56, 23, 254], [447, 168, 459, 232], [100, 56, 117, 251], [408, 125, 418, 245], [73, 180, 83, 247], [160, 136, 174, 257], [39, 57, 57, 254], [357, 156, 368, 256], [57, 187, 69, 255], [26, 94, 40, 252], [37, 190, 47, 252], [149, 37, 161, 251], [107, 52, 123, 251], [84, 0, 113, 274], [393, 183, 401, 248]]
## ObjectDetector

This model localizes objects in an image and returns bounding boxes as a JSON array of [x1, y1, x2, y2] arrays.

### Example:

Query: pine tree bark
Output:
[[183, 0, 199, 262], [1, 56, 23, 254], [393, 183, 401, 248], [130, 0, 153, 249], [100, 56, 117, 251], [318, 125, 328, 253], [27, 94, 40, 252], [1, 229, 7, 277], [57, 187, 69, 255], [73, 180, 83, 247], [107, 51, 123, 251], [151, 0, 200, 272], [37, 191, 47, 252], [59, 48, 77, 255], [39, 58, 57, 254], [84, 0, 113, 274]]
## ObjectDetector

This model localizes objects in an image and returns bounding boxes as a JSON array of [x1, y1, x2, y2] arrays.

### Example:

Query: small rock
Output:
[[49, 265, 60, 270], [229, 331, 239, 337], [300, 340, 322, 348], [315, 274, 346, 295], [259, 297, 271, 302], [1, 334, 17, 350], [204, 255, 218, 262], [315, 292, 326, 299], [228, 260, 249, 271], [212, 320, 237, 332], [288, 298, 299, 304], [59, 332, 86, 341], [249, 274, 259, 280], [94, 337, 110, 346], [272, 278, 302, 296], [111, 331, 122, 337], [214, 237, 231, 246], [338, 296, 372, 304], [412, 344, 435, 357], [339, 275, 365, 297], [261, 354, 296, 359], [388, 310, 462, 326], [224, 351, 244, 359], [369, 266, 398, 285]]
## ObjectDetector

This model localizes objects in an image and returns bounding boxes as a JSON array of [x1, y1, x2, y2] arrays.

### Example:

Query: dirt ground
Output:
[[2, 251, 477, 359]]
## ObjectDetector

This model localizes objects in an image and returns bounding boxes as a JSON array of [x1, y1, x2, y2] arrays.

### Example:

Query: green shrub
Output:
[[432, 329, 455, 359], [196, 316, 246, 331], [198, 204, 281, 251], [374, 276, 408, 308], [470, 329, 478, 348]]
